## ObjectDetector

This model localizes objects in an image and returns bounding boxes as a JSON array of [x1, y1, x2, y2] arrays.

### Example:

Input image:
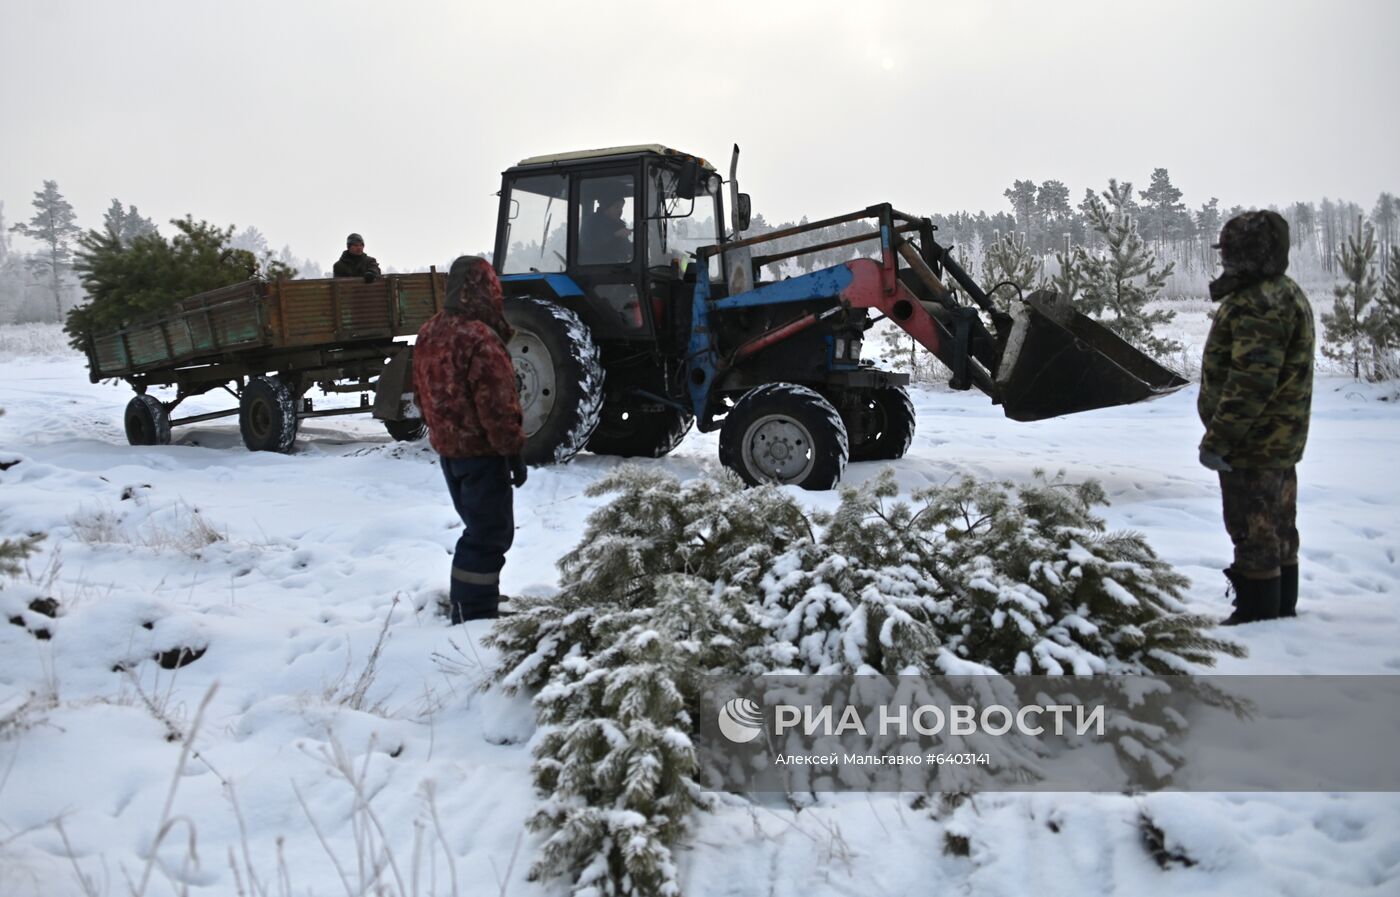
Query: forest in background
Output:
[[4, 171, 1397, 378], [0, 184, 323, 325], [744, 168, 1395, 297]]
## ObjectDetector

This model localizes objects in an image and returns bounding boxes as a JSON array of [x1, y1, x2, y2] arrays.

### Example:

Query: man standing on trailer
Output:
[[413, 256, 529, 622], [1198, 210, 1314, 626], [333, 232, 382, 281]]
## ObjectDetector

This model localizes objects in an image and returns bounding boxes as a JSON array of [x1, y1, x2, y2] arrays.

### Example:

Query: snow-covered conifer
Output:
[[1062, 180, 1180, 357], [1322, 223, 1383, 379], [490, 467, 1242, 894]]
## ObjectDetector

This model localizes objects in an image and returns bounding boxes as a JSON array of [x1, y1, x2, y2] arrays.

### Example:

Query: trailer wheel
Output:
[[847, 387, 916, 462], [384, 417, 427, 442], [504, 298, 604, 465], [124, 394, 171, 446], [587, 403, 694, 458], [239, 375, 298, 453], [719, 384, 848, 489]]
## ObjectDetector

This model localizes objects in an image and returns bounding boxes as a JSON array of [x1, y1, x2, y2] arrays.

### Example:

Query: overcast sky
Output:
[[2, 0, 1396, 270]]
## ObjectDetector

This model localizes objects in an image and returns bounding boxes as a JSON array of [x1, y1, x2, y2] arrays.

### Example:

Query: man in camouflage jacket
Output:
[[413, 256, 528, 622], [1198, 210, 1314, 625]]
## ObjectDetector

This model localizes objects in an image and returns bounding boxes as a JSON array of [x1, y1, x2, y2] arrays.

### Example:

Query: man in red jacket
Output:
[[413, 256, 528, 622]]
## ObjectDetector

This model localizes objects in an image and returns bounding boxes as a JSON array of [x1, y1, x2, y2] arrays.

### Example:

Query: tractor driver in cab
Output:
[[579, 184, 632, 264]]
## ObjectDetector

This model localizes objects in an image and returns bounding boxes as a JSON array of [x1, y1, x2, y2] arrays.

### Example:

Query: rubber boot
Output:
[[450, 576, 501, 623], [1221, 575, 1281, 626], [1223, 566, 1242, 607], [1279, 564, 1299, 618], [452, 600, 499, 623]]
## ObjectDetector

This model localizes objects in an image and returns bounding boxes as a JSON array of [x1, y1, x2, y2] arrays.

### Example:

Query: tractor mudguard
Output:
[[371, 345, 415, 420], [498, 273, 586, 300]]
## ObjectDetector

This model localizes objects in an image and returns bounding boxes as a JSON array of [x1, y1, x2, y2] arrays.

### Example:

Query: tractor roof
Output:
[[514, 144, 715, 171]]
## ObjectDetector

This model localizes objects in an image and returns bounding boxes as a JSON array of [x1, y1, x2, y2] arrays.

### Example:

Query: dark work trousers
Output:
[[1219, 466, 1299, 578], [441, 456, 514, 618]]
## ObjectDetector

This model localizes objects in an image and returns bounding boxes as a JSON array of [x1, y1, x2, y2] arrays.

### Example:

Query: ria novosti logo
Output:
[[717, 697, 765, 743]]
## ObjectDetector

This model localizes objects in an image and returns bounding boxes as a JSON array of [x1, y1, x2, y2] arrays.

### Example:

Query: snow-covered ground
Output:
[[1, 326, 1397, 896]]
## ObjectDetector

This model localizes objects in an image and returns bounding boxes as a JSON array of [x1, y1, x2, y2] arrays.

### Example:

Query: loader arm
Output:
[[685, 202, 1187, 427]]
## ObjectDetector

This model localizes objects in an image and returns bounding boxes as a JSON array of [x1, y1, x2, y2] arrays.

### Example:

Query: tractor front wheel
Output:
[[718, 384, 848, 489]]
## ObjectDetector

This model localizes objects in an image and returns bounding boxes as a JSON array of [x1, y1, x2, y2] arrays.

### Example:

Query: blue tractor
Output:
[[492, 144, 1185, 489]]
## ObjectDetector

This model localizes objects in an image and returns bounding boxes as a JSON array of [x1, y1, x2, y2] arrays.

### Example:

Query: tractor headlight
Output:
[[834, 338, 847, 360], [706, 173, 722, 195], [848, 338, 862, 361]]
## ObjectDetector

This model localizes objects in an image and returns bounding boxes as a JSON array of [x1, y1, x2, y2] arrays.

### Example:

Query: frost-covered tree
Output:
[[0, 201, 10, 268], [1139, 168, 1186, 251], [1287, 201, 1316, 252], [1373, 192, 1397, 280], [1062, 180, 1179, 356], [0, 203, 14, 322], [1037, 180, 1072, 227], [1376, 246, 1400, 376], [1322, 223, 1381, 379], [229, 225, 270, 257], [9, 180, 82, 320], [1195, 198, 1223, 270], [980, 231, 1043, 311], [1003, 179, 1039, 245], [101, 200, 158, 247]]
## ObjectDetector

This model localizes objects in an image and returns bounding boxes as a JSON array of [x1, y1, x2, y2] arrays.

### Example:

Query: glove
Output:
[[1198, 447, 1233, 472], [508, 454, 528, 488], [363, 272, 377, 283]]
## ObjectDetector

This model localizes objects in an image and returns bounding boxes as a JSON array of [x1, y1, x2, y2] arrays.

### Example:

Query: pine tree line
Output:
[[745, 172, 1399, 373], [747, 171, 1396, 292], [1, 180, 323, 326]]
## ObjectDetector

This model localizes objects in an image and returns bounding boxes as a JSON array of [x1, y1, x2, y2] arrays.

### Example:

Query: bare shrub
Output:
[[69, 501, 224, 557], [325, 596, 400, 715]]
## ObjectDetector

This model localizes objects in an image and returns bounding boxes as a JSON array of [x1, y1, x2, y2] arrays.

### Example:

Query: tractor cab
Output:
[[493, 144, 727, 349]]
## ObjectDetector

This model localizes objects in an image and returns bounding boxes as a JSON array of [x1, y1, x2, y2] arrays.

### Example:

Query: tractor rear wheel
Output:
[[239, 375, 298, 453], [846, 386, 916, 462], [124, 394, 171, 446], [718, 383, 848, 489], [587, 402, 693, 458], [504, 298, 604, 465]]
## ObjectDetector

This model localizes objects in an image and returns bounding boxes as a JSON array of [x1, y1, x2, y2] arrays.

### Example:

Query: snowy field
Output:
[[1, 324, 1398, 896]]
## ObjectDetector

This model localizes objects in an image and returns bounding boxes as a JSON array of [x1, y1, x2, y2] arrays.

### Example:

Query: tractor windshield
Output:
[[501, 174, 569, 274], [646, 163, 721, 278]]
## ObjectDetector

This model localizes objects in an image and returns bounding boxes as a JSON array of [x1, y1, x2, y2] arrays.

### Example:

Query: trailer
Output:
[[86, 272, 445, 451]]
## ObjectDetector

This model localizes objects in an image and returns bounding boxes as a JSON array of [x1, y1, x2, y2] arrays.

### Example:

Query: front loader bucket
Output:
[[995, 290, 1188, 422]]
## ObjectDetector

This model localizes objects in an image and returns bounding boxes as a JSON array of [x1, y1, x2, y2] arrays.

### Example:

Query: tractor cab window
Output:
[[577, 174, 635, 266], [646, 163, 721, 280], [501, 174, 568, 275]]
